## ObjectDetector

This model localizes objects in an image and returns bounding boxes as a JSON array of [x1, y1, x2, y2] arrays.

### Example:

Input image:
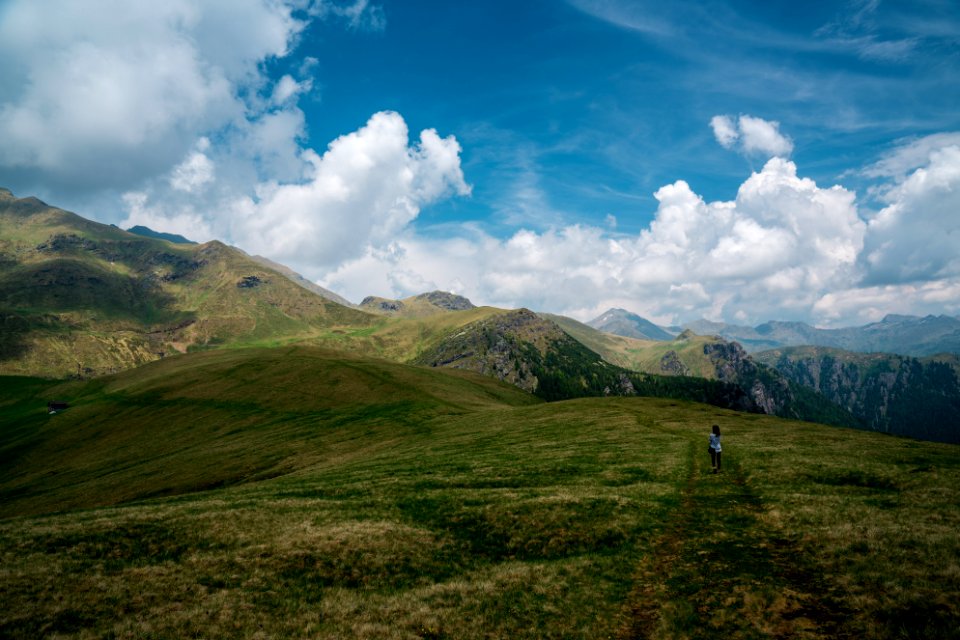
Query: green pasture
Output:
[[1, 348, 958, 638]]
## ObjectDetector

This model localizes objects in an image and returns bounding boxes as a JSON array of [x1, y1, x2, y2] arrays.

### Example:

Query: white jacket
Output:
[[709, 433, 722, 452]]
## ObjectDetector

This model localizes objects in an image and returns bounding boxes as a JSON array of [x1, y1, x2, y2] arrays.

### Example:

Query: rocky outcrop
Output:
[[700, 339, 842, 423], [360, 296, 405, 313], [413, 309, 562, 392], [236, 275, 263, 288], [659, 350, 690, 376], [414, 311, 767, 412], [416, 291, 475, 311]]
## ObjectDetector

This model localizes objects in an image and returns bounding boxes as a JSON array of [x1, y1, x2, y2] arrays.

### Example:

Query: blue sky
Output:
[[293, 0, 958, 227], [1, 0, 958, 326]]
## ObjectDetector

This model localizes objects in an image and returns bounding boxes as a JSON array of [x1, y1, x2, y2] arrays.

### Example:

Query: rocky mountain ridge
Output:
[[359, 291, 476, 317], [754, 346, 960, 443]]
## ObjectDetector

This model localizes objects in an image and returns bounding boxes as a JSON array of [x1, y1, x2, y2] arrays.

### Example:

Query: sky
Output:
[[1, 0, 959, 327]]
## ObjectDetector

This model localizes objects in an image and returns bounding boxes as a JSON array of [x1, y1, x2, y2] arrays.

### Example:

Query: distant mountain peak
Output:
[[684, 315, 960, 357], [126, 225, 196, 245], [587, 308, 674, 341]]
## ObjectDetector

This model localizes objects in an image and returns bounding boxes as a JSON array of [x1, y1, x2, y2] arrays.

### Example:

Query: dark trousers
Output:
[[710, 448, 721, 470]]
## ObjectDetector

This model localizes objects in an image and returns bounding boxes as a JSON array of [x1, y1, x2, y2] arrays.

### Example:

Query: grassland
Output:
[[1, 348, 958, 639]]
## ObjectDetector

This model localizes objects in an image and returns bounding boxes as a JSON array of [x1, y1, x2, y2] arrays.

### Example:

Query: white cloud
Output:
[[710, 114, 794, 158], [710, 115, 739, 149], [862, 132, 960, 179], [813, 280, 960, 325], [270, 74, 312, 106], [229, 111, 470, 270], [862, 144, 960, 285], [322, 157, 866, 325], [738, 115, 794, 157], [169, 139, 215, 193], [0, 0, 302, 189], [121, 191, 215, 242]]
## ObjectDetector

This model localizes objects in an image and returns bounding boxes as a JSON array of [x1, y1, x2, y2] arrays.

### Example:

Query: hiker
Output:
[[709, 424, 722, 473]]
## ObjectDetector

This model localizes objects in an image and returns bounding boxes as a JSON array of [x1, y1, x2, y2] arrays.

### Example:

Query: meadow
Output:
[[1, 348, 958, 638]]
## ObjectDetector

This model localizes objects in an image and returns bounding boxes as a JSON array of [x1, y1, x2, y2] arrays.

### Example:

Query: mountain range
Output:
[[589, 307, 960, 358], [2, 187, 957, 442], [3, 187, 959, 637]]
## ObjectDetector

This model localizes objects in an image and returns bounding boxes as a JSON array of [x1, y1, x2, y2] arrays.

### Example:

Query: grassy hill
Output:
[[0, 347, 538, 518], [1, 349, 958, 638], [0, 189, 378, 378]]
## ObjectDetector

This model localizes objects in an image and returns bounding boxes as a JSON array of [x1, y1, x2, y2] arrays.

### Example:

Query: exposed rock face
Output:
[[604, 373, 636, 397], [413, 308, 562, 392], [659, 350, 690, 376], [761, 348, 960, 443], [237, 275, 263, 288], [416, 291, 475, 311], [360, 296, 405, 313], [702, 340, 799, 418]]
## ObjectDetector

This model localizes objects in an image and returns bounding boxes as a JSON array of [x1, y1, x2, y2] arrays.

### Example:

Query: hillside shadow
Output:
[[0, 312, 33, 362], [0, 259, 185, 327]]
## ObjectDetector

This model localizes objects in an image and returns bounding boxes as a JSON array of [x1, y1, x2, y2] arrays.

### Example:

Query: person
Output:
[[709, 424, 722, 473]]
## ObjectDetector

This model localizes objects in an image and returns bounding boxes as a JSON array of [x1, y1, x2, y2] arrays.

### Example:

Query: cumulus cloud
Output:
[[710, 114, 794, 158], [270, 75, 313, 107], [709, 115, 739, 149], [0, 0, 388, 202], [228, 111, 470, 270], [0, 0, 302, 190], [862, 144, 960, 285], [317, 136, 960, 328], [121, 191, 215, 243], [814, 280, 960, 325], [323, 157, 866, 324], [169, 139, 215, 193], [862, 132, 960, 179]]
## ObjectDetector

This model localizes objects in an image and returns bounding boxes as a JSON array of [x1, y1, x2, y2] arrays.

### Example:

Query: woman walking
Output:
[[709, 424, 722, 473]]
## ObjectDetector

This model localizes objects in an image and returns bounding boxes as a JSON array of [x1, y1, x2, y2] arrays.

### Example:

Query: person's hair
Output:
[[712, 424, 721, 436]]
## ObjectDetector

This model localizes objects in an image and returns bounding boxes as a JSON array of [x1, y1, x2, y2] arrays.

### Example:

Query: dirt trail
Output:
[[617, 427, 850, 639]]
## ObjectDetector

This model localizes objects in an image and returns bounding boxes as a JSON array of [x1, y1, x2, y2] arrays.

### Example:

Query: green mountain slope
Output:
[[1, 356, 958, 639], [0, 189, 378, 378], [0, 188, 879, 433]]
